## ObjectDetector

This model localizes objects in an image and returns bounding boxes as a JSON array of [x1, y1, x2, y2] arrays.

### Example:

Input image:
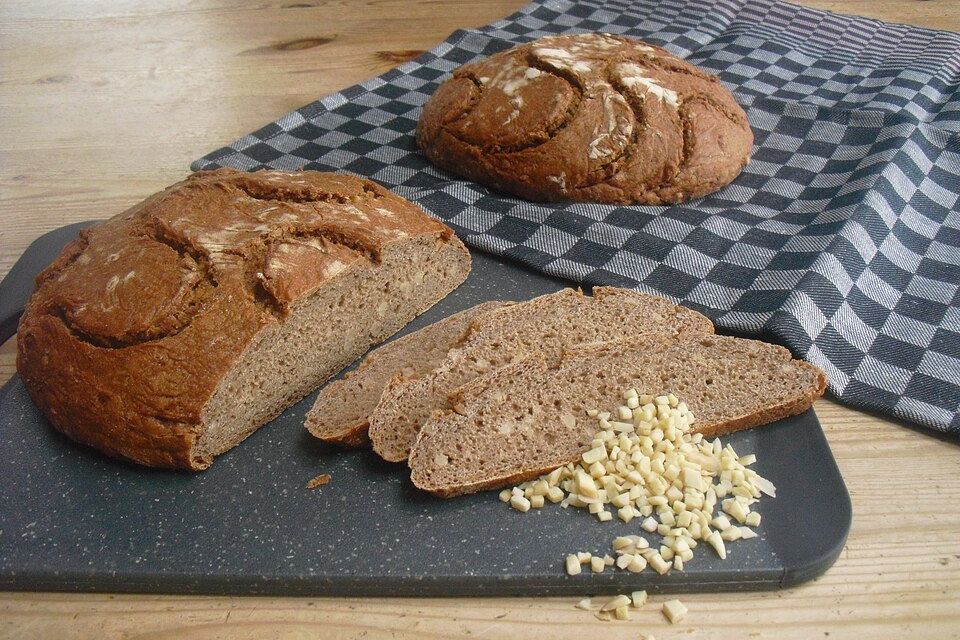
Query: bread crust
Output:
[[417, 33, 753, 204], [16, 168, 469, 469], [310, 418, 371, 448]]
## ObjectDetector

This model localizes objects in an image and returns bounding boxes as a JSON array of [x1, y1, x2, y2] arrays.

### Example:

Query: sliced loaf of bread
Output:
[[408, 334, 826, 497], [369, 287, 714, 462], [16, 169, 471, 469], [305, 300, 511, 446]]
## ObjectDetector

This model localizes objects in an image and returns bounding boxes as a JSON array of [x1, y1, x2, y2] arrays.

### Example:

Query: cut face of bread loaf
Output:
[[16, 168, 471, 469], [408, 334, 827, 497], [305, 300, 511, 447], [417, 33, 753, 205], [368, 287, 714, 462]]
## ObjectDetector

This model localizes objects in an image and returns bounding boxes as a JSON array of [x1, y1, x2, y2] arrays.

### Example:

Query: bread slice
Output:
[[369, 287, 714, 462], [408, 334, 826, 497], [305, 300, 511, 446]]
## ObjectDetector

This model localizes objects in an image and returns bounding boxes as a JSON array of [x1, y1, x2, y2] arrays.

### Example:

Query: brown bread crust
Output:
[[417, 33, 753, 205], [16, 168, 469, 469]]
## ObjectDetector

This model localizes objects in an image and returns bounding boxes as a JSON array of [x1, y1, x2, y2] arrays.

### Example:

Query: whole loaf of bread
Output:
[[16, 168, 471, 469], [417, 33, 753, 205]]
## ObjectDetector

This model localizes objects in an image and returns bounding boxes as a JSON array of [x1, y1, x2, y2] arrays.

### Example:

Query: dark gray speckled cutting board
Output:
[[0, 223, 851, 596]]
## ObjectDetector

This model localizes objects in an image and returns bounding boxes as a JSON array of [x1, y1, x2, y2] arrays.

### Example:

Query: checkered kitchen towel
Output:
[[193, 0, 960, 435]]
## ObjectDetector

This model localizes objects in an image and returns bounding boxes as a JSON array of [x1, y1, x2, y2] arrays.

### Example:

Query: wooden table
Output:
[[1, 1, 958, 638]]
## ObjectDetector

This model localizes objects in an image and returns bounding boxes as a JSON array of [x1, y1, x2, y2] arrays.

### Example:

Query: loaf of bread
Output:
[[16, 168, 471, 469], [305, 300, 511, 447], [369, 287, 714, 462], [417, 33, 753, 204], [408, 334, 826, 497]]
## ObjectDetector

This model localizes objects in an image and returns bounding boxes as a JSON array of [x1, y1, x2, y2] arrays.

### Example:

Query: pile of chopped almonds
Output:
[[498, 390, 775, 575]]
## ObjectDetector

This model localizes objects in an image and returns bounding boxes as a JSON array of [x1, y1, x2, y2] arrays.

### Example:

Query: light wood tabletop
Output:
[[1, 1, 959, 638]]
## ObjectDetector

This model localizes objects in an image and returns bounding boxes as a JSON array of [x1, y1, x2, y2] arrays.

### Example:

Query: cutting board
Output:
[[0, 223, 851, 596]]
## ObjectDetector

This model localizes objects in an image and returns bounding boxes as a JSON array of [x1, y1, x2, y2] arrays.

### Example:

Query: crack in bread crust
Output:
[[576, 71, 647, 189], [446, 63, 586, 155], [634, 54, 713, 81], [678, 100, 697, 174], [232, 176, 382, 204], [45, 254, 213, 349], [34, 231, 91, 289], [39, 224, 217, 349]]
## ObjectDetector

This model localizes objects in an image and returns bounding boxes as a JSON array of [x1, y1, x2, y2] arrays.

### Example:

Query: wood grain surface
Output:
[[1, 1, 959, 638]]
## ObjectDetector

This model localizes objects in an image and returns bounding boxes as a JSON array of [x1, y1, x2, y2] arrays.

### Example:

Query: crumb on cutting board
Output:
[[306, 473, 332, 489]]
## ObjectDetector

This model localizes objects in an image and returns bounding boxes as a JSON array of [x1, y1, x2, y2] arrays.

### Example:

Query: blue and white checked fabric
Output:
[[193, 0, 960, 435]]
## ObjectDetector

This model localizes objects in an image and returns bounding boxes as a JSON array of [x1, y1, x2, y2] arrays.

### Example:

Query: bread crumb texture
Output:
[[305, 301, 510, 447]]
